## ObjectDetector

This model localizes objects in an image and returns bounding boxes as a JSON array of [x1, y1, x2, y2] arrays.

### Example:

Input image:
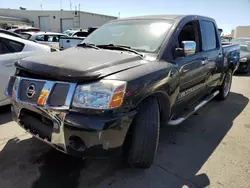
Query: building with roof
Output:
[[234, 26, 250, 38], [0, 8, 117, 32]]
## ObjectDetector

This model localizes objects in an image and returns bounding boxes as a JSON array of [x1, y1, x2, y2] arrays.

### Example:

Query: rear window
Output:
[[73, 32, 89, 37]]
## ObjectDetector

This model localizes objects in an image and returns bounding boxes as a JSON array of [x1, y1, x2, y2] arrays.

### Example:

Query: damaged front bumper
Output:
[[7, 76, 136, 158]]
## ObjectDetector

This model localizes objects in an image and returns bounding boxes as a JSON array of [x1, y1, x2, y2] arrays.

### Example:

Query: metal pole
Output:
[[79, 4, 81, 29], [60, 0, 62, 10]]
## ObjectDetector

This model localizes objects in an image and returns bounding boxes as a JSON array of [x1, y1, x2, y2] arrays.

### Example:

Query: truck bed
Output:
[[222, 43, 240, 70]]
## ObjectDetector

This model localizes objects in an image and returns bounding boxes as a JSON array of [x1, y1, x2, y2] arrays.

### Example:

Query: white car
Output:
[[20, 32, 67, 50], [0, 33, 51, 106]]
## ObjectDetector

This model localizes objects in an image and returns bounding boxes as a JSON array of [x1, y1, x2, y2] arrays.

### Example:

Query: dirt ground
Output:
[[0, 73, 250, 188]]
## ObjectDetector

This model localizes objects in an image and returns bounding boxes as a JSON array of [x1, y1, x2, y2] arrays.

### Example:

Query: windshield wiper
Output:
[[77, 43, 100, 50], [96, 44, 144, 57]]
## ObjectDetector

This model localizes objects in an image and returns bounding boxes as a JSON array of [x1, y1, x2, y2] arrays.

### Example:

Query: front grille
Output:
[[18, 80, 45, 103], [47, 83, 70, 106]]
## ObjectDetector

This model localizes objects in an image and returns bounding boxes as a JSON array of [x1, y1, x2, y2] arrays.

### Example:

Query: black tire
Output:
[[217, 69, 233, 100], [244, 63, 250, 74], [127, 97, 160, 168]]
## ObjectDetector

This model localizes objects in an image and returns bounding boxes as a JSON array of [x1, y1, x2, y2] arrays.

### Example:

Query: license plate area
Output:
[[19, 109, 53, 142]]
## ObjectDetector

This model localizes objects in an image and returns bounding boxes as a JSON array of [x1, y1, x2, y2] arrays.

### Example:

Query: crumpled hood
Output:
[[16, 47, 146, 82]]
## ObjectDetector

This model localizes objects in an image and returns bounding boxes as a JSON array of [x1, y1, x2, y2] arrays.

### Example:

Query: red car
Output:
[[9, 27, 40, 34]]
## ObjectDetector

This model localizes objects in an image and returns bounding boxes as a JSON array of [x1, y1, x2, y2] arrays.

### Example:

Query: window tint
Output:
[[0, 38, 24, 53], [8, 40, 24, 52], [36, 35, 44, 41], [201, 21, 217, 51], [74, 32, 89, 37], [0, 42, 11, 54]]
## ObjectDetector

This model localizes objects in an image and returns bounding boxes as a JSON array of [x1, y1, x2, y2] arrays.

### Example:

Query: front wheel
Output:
[[126, 97, 160, 169], [217, 69, 232, 100]]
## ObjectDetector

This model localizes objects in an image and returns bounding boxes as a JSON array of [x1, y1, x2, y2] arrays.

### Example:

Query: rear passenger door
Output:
[[200, 20, 224, 89]]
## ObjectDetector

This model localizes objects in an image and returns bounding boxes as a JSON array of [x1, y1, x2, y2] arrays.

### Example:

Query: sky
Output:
[[1, 0, 250, 34]]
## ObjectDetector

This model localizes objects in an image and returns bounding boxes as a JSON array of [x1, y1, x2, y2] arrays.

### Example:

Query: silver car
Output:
[[0, 33, 51, 106], [20, 32, 67, 50]]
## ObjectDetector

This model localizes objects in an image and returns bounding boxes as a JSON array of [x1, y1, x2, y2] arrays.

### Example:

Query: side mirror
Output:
[[182, 41, 196, 56], [174, 41, 196, 58]]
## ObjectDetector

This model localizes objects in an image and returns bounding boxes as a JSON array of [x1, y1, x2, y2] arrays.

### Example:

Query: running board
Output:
[[168, 90, 220, 126]]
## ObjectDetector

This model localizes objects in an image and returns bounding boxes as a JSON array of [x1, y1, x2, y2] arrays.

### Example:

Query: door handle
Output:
[[180, 68, 189, 73]]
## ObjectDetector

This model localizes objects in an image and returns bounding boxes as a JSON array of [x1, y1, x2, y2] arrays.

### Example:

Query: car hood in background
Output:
[[16, 47, 147, 82]]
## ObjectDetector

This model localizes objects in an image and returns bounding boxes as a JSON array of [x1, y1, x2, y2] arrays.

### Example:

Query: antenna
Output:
[[40, 3, 42, 10], [60, 0, 62, 10], [69, 0, 72, 10]]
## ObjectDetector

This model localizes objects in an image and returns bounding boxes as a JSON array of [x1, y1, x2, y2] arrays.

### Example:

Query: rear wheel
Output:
[[244, 62, 250, 74], [127, 97, 160, 168], [217, 69, 232, 100]]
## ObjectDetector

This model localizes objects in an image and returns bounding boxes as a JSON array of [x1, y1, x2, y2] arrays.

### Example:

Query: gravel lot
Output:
[[0, 73, 250, 188]]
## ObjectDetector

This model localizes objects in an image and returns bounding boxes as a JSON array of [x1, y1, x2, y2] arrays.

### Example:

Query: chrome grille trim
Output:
[[10, 76, 77, 110]]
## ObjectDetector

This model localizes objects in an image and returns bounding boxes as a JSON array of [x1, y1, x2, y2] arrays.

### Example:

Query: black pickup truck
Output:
[[6, 15, 240, 168]]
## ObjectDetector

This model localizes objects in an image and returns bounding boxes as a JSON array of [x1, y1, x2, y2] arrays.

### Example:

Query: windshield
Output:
[[20, 33, 31, 39], [63, 30, 75, 36], [240, 45, 250, 52], [83, 20, 173, 53]]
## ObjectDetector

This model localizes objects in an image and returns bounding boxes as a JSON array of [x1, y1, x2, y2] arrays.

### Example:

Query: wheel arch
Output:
[[135, 91, 171, 127]]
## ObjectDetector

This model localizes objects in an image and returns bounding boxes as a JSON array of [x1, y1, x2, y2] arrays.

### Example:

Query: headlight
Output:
[[240, 57, 248, 62], [72, 80, 127, 109]]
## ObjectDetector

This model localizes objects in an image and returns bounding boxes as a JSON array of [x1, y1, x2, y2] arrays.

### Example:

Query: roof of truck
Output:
[[113, 14, 215, 22]]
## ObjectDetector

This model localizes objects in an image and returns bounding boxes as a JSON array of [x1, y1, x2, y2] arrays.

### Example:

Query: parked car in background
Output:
[[6, 15, 240, 168], [63, 29, 89, 37], [0, 28, 23, 38], [221, 36, 232, 42], [231, 37, 250, 44], [0, 33, 51, 106], [20, 32, 67, 50], [236, 44, 250, 73], [59, 27, 98, 50], [9, 27, 40, 34]]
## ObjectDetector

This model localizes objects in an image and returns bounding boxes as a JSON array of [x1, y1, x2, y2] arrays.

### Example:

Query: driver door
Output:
[[174, 20, 209, 109]]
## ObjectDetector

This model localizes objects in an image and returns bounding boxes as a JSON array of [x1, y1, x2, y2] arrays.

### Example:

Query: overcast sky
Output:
[[2, 0, 250, 34]]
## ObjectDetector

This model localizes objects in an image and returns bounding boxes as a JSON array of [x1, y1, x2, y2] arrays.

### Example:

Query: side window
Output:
[[47, 35, 59, 42], [177, 20, 202, 53], [0, 38, 24, 53], [201, 21, 217, 51], [0, 42, 11, 54], [36, 35, 45, 41], [8, 40, 24, 52]]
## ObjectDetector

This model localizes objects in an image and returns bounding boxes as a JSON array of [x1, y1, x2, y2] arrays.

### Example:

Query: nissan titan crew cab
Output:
[[6, 15, 240, 168]]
